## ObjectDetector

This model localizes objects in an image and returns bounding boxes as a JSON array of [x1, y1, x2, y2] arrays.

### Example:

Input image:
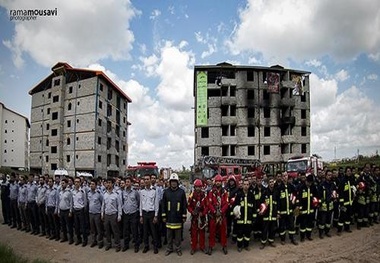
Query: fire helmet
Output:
[[312, 197, 319, 207], [169, 173, 179, 182], [358, 182, 366, 191], [194, 179, 203, 187], [214, 174, 223, 182], [233, 205, 241, 218], [259, 203, 267, 215]]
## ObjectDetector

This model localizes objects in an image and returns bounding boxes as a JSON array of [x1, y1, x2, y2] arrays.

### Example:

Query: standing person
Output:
[[233, 178, 255, 252], [337, 167, 355, 234], [139, 174, 160, 254], [45, 177, 60, 241], [317, 170, 336, 238], [36, 176, 48, 236], [374, 167, 380, 223], [225, 175, 239, 243], [278, 172, 298, 245], [162, 173, 187, 256], [101, 178, 122, 252], [297, 174, 318, 242], [250, 175, 263, 240], [58, 178, 74, 244], [121, 177, 140, 253], [72, 177, 88, 246], [26, 174, 39, 235], [260, 177, 280, 249], [54, 175, 61, 190], [1, 174, 11, 225], [207, 174, 229, 255], [9, 173, 21, 229], [18, 176, 28, 231], [356, 163, 373, 228], [87, 179, 104, 249], [188, 179, 207, 255]]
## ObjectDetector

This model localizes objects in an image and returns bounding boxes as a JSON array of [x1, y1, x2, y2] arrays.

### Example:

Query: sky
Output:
[[0, 0, 379, 170]]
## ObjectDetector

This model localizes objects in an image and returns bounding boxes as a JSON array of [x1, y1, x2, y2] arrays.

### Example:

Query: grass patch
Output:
[[0, 243, 49, 263]]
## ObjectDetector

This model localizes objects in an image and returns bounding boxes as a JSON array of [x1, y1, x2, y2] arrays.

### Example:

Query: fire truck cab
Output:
[[192, 156, 263, 182], [126, 162, 159, 178], [286, 154, 323, 178]]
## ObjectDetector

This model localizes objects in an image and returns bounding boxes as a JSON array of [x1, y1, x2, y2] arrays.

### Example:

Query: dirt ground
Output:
[[0, 216, 379, 263]]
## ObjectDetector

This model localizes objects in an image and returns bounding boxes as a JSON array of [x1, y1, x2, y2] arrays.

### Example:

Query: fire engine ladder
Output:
[[200, 156, 261, 167]]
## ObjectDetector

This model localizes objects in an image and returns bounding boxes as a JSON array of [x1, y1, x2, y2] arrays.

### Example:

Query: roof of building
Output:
[[0, 102, 30, 128], [194, 62, 311, 75], [28, 62, 132, 102]]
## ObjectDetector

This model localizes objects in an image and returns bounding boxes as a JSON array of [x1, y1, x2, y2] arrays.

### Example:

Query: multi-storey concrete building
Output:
[[0, 102, 30, 170], [29, 62, 131, 177], [194, 62, 311, 165]]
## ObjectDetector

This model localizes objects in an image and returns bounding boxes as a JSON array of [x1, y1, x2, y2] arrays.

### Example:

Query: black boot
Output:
[[319, 229, 324, 239]]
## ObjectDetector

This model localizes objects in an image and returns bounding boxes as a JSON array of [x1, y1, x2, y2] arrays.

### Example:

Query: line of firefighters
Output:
[[0, 162, 379, 256], [189, 162, 380, 254]]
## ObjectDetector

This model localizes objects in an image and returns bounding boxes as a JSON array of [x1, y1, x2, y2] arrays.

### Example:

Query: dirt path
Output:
[[1, 221, 379, 263]]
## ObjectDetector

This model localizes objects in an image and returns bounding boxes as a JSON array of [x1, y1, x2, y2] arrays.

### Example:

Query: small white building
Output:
[[0, 102, 30, 170]]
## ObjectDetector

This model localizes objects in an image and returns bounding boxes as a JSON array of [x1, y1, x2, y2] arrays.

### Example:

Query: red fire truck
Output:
[[285, 154, 323, 178], [126, 162, 159, 178], [192, 155, 263, 182]]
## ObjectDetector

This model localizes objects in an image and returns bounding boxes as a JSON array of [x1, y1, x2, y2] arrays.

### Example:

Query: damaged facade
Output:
[[194, 62, 311, 165]]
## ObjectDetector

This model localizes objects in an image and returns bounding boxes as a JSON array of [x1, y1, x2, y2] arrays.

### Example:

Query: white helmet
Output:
[[233, 205, 241, 219], [169, 173, 179, 182]]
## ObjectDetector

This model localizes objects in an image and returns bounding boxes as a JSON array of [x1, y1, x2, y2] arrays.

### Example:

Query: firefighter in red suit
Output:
[[207, 174, 229, 255], [188, 179, 207, 255]]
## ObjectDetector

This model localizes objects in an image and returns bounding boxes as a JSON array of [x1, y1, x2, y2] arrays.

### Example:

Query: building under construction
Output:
[[193, 62, 311, 168]]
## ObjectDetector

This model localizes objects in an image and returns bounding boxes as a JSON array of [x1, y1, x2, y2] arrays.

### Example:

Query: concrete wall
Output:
[[30, 71, 130, 177], [0, 104, 29, 169], [194, 66, 310, 166]]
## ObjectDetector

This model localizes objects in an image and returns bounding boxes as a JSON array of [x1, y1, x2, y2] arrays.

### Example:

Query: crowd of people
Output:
[[0, 162, 379, 257]]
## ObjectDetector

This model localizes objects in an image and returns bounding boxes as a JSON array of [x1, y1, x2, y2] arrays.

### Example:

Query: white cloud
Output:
[[228, 0, 380, 62], [335, 69, 349, 82], [201, 43, 217, 59], [139, 54, 159, 77], [150, 9, 161, 20], [1, 0, 137, 68], [310, 74, 380, 160], [310, 73, 338, 110], [193, 32, 218, 59], [154, 41, 195, 110], [248, 56, 262, 65], [369, 52, 380, 61], [195, 32, 205, 43], [367, 74, 378, 80], [306, 59, 322, 68], [87, 42, 196, 169]]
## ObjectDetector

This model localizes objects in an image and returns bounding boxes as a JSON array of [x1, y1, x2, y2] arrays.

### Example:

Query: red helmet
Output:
[[259, 203, 267, 215], [312, 197, 319, 208], [194, 179, 203, 187], [358, 182, 366, 191], [214, 174, 223, 182]]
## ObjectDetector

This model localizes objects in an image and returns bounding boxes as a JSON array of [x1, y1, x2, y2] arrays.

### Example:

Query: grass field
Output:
[[0, 243, 49, 263]]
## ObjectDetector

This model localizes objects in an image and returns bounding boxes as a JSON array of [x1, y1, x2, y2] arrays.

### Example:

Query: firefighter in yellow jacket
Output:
[[296, 174, 318, 242], [161, 173, 187, 256], [233, 178, 256, 252]]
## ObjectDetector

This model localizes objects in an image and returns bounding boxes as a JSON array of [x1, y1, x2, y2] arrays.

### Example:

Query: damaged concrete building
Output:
[[193, 62, 311, 166]]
